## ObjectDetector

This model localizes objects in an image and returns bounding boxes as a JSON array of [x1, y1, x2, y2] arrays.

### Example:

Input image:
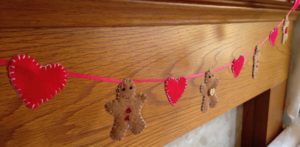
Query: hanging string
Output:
[[67, 72, 122, 84]]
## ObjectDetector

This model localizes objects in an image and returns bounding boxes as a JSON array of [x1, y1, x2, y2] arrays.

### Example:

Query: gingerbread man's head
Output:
[[116, 78, 136, 100], [204, 70, 215, 84]]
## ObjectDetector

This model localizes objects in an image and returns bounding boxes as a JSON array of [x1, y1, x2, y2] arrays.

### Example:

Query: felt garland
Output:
[[293, 0, 300, 11], [0, 0, 298, 141], [269, 27, 279, 47], [0, 2, 298, 109], [200, 70, 219, 113], [252, 45, 261, 79], [8, 54, 67, 109], [105, 78, 147, 140], [164, 77, 187, 105], [282, 16, 290, 44], [231, 55, 245, 78]]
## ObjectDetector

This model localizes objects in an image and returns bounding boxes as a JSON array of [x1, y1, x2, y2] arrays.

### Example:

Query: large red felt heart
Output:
[[231, 55, 245, 78], [269, 27, 279, 46], [8, 54, 67, 109], [164, 77, 187, 105]]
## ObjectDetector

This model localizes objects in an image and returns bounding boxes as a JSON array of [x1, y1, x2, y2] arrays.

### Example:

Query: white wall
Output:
[[285, 16, 300, 126], [165, 106, 243, 147]]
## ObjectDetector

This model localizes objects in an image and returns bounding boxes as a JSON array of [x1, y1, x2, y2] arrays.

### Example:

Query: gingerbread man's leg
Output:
[[201, 96, 210, 112], [200, 84, 209, 113], [129, 115, 146, 135], [209, 95, 218, 108], [208, 79, 219, 108], [110, 118, 129, 140]]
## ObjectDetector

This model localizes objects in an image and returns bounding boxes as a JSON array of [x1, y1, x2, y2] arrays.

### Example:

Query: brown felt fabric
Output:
[[200, 71, 219, 113], [104, 78, 147, 141], [282, 16, 289, 44], [252, 45, 261, 79]]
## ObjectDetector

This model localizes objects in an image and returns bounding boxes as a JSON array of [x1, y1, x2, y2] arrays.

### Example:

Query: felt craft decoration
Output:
[[164, 77, 187, 105], [269, 27, 279, 46], [105, 78, 147, 141], [282, 16, 289, 44], [292, 0, 300, 11], [252, 46, 261, 79], [7, 54, 67, 109], [200, 70, 219, 113], [231, 55, 245, 78], [0, 2, 297, 115]]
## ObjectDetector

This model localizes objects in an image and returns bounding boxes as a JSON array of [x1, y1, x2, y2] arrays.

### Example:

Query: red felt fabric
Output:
[[8, 54, 67, 109], [231, 55, 245, 78], [269, 27, 279, 46], [164, 77, 187, 105], [285, 27, 288, 34], [293, 0, 300, 11]]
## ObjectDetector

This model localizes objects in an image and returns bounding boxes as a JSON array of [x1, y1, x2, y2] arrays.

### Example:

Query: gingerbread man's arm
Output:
[[208, 78, 219, 89], [105, 100, 118, 115], [136, 92, 147, 104]]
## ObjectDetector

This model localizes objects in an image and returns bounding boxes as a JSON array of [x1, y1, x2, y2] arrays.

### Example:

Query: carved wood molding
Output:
[[0, 0, 298, 28], [147, 0, 294, 10]]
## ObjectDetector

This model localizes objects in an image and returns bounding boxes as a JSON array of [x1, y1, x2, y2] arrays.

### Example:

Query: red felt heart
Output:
[[293, 0, 300, 11], [164, 77, 187, 105], [8, 54, 67, 109], [269, 27, 279, 46], [231, 55, 245, 78]]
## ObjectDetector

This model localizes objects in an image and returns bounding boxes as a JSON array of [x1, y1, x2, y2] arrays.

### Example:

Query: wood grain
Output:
[[242, 90, 271, 147], [148, 0, 293, 9], [0, 22, 292, 146], [241, 81, 287, 146], [0, 0, 299, 28], [266, 81, 287, 144]]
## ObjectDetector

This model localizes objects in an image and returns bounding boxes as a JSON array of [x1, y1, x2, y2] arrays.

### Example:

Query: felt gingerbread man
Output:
[[200, 70, 219, 113], [282, 15, 289, 44], [252, 45, 260, 79], [105, 78, 147, 140]]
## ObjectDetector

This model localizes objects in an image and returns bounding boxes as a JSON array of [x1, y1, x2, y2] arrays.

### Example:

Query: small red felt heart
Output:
[[231, 55, 245, 78], [164, 77, 187, 105], [269, 27, 279, 46], [8, 54, 67, 109], [293, 0, 300, 11]]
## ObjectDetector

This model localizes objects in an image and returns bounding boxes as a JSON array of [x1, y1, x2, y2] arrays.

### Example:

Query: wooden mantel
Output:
[[0, 0, 298, 146], [0, 0, 298, 28]]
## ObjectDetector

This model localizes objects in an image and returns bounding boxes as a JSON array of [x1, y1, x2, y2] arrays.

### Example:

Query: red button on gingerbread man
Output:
[[105, 78, 147, 140]]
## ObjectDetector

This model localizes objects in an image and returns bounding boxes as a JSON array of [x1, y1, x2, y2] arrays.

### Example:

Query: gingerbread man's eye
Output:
[[129, 86, 133, 90], [122, 88, 126, 91], [208, 75, 212, 78]]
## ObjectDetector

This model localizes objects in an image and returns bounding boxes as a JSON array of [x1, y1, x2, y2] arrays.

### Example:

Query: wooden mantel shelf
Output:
[[0, 0, 298, 28], [0, 0, 298, 146]]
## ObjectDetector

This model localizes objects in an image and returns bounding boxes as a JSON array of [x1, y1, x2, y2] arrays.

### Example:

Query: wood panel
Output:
[[241, 81, 287, 146], [266, 81, 287, 144], [0, 22, 292, 146], [0, 0, 299, 28], [241, 89, 271, 147]]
